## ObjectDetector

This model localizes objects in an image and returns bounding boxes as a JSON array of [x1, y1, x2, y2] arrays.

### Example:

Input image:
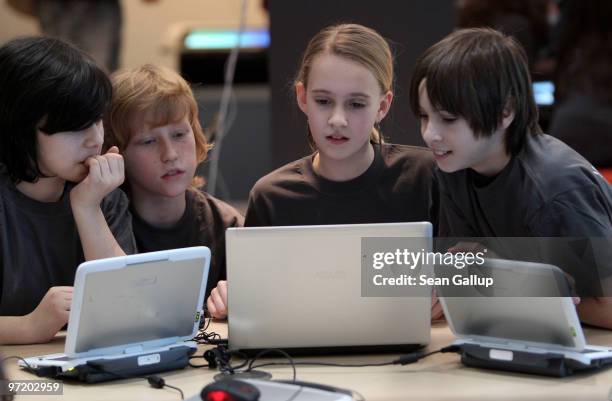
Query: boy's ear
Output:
[[500, 103, 515, 130], [295, 81, 308, 114], [377, 90, 394, 122]]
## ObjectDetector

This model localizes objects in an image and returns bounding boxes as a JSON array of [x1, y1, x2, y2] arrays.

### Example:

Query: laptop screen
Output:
[[66, 248, 209, 356], [440, 259, 584, 350]]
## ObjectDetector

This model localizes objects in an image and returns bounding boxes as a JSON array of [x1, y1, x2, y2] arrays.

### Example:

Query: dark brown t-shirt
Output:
[[245, 143, 438, 228], [0, 169, 137, 316], [437, 134, 612, 238], [436, 134, 612, 296], [130, 188, 244, 299]]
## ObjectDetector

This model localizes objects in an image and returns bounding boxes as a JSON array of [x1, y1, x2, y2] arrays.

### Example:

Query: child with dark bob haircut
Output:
[[409, 28, 612, 328], [0, 37, 136, 344]]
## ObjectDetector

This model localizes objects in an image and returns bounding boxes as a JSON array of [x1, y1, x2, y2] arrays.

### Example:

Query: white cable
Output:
[[207, 0, 248, 196]]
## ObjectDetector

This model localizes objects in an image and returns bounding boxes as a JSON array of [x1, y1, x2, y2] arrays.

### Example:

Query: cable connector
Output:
[[394, 344, 461, 365], [394, 353, 421, 365], [440, 345, 461, 354], [147, 375, 165, 389]]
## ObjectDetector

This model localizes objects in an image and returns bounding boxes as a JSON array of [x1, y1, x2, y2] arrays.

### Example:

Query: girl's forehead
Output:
[[310, 53, 370, 78], [307, 53, 381, 95]]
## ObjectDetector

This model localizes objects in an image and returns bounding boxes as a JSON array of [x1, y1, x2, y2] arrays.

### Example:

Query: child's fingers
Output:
[[58, 309, 70, 322], [431, 294, 444, 320], [85, 157, 102, 181], [97, 155, 112, 179], [206, 296, 218, 318], [98, 154, 124, 187], [106, 153, 124, 180], [52, 286, 74, 294], [106, 145, 119, 155], [210, 288, 227, 317], [61, 297, 71, 312], [431, 303, 444, 320], [217, 281, 228, 301]]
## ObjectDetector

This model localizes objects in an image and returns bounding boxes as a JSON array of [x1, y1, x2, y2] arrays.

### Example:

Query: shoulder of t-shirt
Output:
[[378, 143, 436, 192], [527, 185, 612, 236], [249, 155, 312, 198], [100, 187, 130, 216], [517, 133, 603, 204], [188, 187, 244, 227], [379, 143, 434, 169]]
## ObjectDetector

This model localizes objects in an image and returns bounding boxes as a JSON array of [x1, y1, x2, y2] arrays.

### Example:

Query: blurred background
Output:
[[1, 0, 610, 206]]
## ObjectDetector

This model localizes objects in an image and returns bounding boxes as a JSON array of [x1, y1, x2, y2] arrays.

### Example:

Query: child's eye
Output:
[[139, 138, 156, 145], [442, 116, 457, 123], [315, 98, 331, 106], [419, 114, 429, 121], [172, 132, 186, 139], [349, 101, 366, 109]]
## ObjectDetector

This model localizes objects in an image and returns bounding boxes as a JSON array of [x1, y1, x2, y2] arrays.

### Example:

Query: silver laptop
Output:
[[19, 247, 210, 382], [226, 222, 432, 354], [439, 258, 612, 376]]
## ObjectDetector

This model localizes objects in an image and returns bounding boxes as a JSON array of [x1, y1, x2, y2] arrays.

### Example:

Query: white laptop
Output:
[[226, 222, 432, 354], [438, 258, 612, 377], [19, 247, 211, 382]]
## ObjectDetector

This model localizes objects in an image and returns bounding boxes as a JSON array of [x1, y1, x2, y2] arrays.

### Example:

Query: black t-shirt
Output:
[[131, 188, 244, 299], [436, 133, 612, 296], [0, 169, 137, 316], [245, 143, 438, 228], [437, 133, 612, 237]]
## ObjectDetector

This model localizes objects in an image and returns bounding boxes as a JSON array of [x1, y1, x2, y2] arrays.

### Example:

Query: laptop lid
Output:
[[226, 222, 432, 352], [65, 246, 211, 358], [439, 258, 586, 352]]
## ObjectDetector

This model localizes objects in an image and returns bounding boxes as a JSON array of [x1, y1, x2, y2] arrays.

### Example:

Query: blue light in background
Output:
[[184, 29, 270, 50], [533, 81, 555, 106]]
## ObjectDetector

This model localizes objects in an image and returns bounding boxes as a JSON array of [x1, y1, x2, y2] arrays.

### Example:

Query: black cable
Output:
[[247, 349, 297, 381], [192, 317, 224, 345], [392, 345, 461, 365], [250, 360, 396, 370], [188, 357, 210, 369], [146, 376, 184, 399], [163, 383, 184, 399], [217, 349, 250, 375], [246, 349, 301, 401], [247, 345, 461, 371], [200, 344, 460, 401], [187, 345, 250, 373], [199, 315, 210, 331], [86, 362, 184, 400], [242, 345, 459, 401]]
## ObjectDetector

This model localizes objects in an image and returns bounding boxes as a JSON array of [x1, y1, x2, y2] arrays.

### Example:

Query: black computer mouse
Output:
[[200, 379, 260, 401]]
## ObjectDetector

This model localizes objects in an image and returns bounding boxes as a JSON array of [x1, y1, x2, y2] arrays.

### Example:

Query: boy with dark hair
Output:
[[409, 28, 612, 328]]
